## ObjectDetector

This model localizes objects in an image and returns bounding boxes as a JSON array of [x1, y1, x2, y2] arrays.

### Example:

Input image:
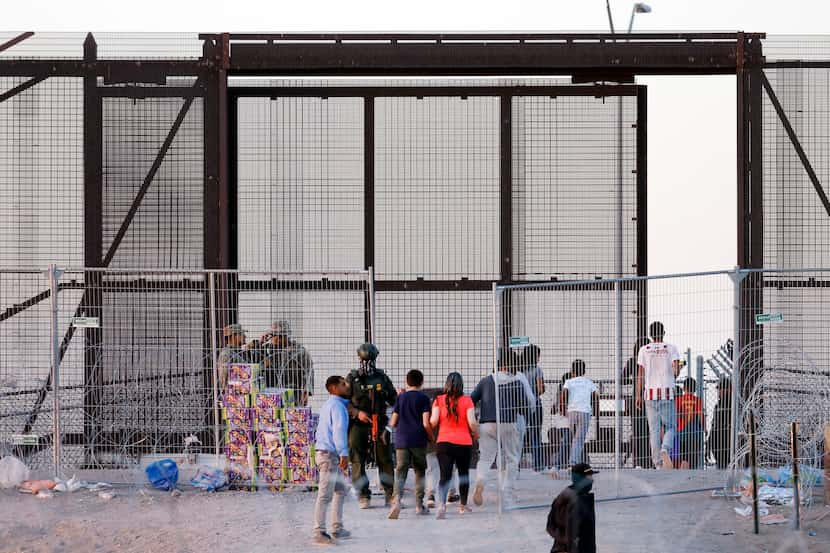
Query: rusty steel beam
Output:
[[761, 72, 830, 218], [0, 31, 34, 54], [0, 59, 205, 78], [226, 40, 744, 76], [0, 74, 47, 103]]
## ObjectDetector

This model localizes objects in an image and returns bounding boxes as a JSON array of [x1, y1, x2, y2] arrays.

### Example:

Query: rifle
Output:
[[366, 387, 379, 467]]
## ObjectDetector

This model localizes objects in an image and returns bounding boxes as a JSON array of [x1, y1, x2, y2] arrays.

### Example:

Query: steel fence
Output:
[[0, 267, 371, 489], [491, 268, 830, 511], [3, 266, 828, 503]]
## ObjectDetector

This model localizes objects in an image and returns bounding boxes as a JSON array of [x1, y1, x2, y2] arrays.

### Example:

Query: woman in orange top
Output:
[[429, 372, 479, 519]]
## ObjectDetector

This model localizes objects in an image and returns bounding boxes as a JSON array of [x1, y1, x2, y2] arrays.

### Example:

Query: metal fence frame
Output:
[[491, 267, 830, 511]]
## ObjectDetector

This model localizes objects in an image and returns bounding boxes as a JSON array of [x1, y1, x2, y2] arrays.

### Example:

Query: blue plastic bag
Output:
[[190, 466, 228, 492], [145, 458, 179, 491]]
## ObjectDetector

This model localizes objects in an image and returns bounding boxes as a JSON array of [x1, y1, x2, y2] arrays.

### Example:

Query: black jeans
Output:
[[436, 442, 472, 506]]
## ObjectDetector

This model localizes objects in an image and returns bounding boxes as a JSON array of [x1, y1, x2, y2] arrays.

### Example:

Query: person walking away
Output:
[[546, 463, 598, 553], [519, 345, 546, 471], [674, 378, 704, 469], [312, 375, 352, 546], [422, 386, 460, 507], [548, 369, 572, 475], [707, 378, 732, 469], [345, 343, 397, 509], [388, 369, 432, 518], [635, 321, 681, 469], [430, 372, 478, 519], [561, 360, 599, 467], [471, 350, 531, 507]]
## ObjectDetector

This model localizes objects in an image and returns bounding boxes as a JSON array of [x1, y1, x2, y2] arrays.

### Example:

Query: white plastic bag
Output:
[[0, 456, 30, 489]]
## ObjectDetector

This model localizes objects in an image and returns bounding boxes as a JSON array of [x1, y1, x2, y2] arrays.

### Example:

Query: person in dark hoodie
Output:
[[546, 462, 597, 553]]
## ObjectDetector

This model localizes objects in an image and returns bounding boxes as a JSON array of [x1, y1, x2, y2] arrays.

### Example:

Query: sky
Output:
[[4, 0, 829, 276]]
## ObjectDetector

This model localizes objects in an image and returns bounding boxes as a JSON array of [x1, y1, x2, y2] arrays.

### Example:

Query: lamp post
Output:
[[628, 2, 652, 33], [607, 1, 651, 476]]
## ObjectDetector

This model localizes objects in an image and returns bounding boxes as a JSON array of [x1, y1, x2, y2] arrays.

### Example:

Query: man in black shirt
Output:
[[546, 462, 597, 553]]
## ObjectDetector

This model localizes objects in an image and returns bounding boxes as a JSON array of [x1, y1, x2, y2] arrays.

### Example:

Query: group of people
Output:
[[218, 320, 314, 404], [218, 318, 729, 551], [311, 341, 602, 548]]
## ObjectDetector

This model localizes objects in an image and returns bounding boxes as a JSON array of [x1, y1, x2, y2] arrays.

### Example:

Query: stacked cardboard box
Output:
[[222, 364, 318, 489], [223, 363, 259, 487]]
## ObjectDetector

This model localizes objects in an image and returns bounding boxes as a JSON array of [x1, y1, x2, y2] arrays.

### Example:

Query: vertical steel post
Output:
[[208, 272, 221, 458], [368, 267, 377, 344], [749, 410, 759, 534], [791, 422, 801, 531], [48, 264, 61, 476], [696, 355, 705, 469], [492, 282, 504, 515], [729, 268, 746, 463], [614, 279, 623, 475]]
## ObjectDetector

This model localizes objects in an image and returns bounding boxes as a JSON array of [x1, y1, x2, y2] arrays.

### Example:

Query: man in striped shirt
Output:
[[635, 321, 681, 470]]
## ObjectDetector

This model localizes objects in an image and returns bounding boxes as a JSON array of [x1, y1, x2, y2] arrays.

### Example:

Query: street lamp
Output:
[[628, 3, 652, 34], [608, 1, 651, 476]]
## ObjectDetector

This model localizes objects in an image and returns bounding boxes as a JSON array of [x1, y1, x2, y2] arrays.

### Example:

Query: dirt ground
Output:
[[1, 470, 828, 553]]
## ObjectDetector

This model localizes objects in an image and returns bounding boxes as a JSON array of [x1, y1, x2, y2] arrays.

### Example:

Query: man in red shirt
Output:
[[674, 378, 704, 469]]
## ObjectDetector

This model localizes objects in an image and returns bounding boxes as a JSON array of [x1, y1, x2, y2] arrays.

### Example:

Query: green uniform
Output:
[[346, 368, 397, 501]]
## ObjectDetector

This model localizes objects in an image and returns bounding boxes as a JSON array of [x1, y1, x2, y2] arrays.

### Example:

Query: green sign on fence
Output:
[[755, 313, 784, 325], [509, 336, 530, 348], [72, 316, 100, 328]]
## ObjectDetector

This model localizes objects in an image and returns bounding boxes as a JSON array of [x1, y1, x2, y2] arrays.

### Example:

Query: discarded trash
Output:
[[53, 475, 82, 493], [759, 513, 788, 525], [19, 480, 57, 494], [170, 489, 181, 498], [712, 489, 742, 498], [757, 485, 794, 506], [735, 504, 768, 518], [720, 531, 735, 535], [98, 491, 115, 500], [145, 458, 178, 491], [744, 465, 824, 488], [190, 466, 228, 492], [808, 530, 817, 537], [84, 482, 112, 492], [0, 456, 30, 489], [35, 489, 53, 499]]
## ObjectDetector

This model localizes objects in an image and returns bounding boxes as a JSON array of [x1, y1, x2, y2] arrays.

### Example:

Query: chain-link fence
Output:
[[491, 268, 830, 511], [0, 267, 371, 489], [3, 266, 828, 505]]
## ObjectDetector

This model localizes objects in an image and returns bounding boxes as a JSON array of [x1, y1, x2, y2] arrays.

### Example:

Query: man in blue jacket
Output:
[[312, 375, 352, 546]]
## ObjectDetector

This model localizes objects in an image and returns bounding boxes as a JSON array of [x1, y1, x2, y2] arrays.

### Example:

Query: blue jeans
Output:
[[645, 400, 676, 467], [555, 427, 571, 469], [526, 403, 545, 471], [568, 411, 591, 466]]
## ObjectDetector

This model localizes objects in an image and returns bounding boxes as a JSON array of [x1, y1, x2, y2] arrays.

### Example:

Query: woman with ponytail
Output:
[[429, 371, 478, 519]]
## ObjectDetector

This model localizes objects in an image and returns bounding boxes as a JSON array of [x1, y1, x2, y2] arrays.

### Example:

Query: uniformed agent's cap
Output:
[[571, 463, 599, 476], [223, 323, 245, 337], [270, 320, 291, 337]]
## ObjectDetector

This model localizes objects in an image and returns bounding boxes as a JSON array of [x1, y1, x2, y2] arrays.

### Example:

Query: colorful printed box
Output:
[[223, 393, 250, 409], [258, 456, 285, 485], [286, 465, 317, 485], [256, 430, 285, 459], [224, 407, 252, 429], [253, 391, 282, 430], [226, 428, 253, 459]]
